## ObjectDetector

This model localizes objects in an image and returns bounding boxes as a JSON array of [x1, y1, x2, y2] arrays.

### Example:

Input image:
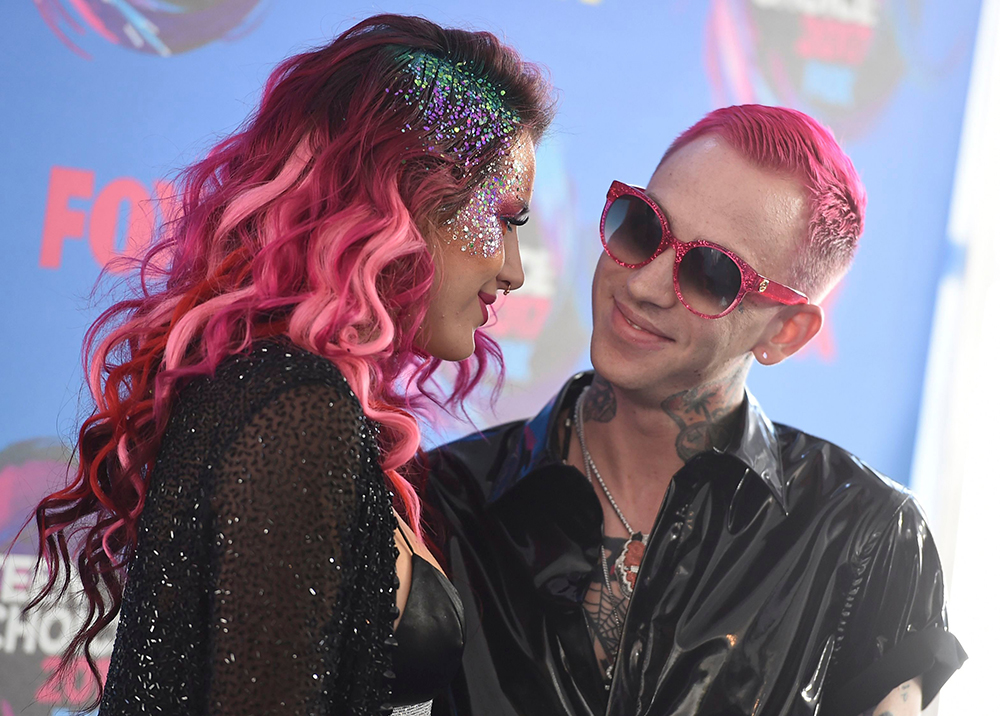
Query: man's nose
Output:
[[626, 248, 678, 308]]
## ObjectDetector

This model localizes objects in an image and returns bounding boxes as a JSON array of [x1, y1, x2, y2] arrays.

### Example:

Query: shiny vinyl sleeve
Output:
[[822, 497, 967, 716], [422, 373, 966, 716]]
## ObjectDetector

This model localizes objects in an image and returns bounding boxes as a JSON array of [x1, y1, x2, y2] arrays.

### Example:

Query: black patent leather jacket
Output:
[[424, 372, 965, 716]]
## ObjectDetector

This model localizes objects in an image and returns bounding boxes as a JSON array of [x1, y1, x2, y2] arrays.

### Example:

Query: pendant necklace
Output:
[[573, 388, 649, 622]]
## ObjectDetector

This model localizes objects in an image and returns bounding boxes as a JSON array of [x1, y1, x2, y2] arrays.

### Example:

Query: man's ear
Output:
[[752, 304, 824, 365]]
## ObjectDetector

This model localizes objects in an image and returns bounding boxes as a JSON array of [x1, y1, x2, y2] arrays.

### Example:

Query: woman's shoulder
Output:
[[216, 338, 355, 398], [162, 340, 373, 469], [178, 339, 359, 418]]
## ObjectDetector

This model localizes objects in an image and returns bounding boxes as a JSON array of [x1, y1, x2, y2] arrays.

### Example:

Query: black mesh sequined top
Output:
[[100, 341, 401, 715]]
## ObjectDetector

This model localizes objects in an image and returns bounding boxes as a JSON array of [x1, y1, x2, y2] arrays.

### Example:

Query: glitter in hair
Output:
[[397, 50, 519, 163], [394, 51, 531, 257]]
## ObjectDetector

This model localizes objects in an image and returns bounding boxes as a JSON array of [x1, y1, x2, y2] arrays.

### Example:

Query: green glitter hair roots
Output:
[[392, 49, 521, 166]]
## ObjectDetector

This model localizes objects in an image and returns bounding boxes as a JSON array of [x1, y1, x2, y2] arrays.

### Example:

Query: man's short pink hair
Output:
[[661, 104, 866, 299]]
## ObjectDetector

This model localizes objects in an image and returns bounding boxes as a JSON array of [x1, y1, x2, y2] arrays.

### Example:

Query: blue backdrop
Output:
[[0, 1, 981, 712]]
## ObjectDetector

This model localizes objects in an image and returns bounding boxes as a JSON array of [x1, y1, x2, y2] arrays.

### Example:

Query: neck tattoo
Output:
[[574, 387, 648, 681], [660, 363, 749, 462]]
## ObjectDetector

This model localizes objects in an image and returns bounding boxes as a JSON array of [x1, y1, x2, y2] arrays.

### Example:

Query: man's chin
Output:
[[592, 344, 676, 395]]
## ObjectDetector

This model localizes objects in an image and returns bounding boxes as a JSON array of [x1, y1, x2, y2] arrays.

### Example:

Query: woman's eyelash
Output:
[[501, 214, 529, 227]]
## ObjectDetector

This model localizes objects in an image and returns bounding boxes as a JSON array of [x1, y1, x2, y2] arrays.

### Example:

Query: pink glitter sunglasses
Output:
[[600, 181, 810, 318]]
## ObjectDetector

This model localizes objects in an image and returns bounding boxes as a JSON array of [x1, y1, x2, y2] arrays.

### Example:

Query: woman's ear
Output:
[[752, 304, 824, 365]]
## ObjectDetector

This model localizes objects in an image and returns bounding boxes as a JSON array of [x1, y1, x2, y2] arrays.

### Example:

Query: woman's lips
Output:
[[478, 292, 496, 326]]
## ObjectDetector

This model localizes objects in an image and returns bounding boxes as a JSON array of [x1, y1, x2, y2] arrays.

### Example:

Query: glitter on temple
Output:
[[443, 136, 532, 258], [394, 51, 531, 259]]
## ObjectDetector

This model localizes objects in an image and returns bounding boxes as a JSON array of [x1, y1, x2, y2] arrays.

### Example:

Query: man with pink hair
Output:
[[425, 105, 966, 716]]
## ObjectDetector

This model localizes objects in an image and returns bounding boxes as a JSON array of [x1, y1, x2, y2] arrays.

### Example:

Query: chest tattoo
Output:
[[582, 536, 629, 685]]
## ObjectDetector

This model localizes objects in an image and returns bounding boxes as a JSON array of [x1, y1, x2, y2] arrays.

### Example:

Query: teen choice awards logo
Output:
[[36, 0, 265, 58], [0, 438, 119, 716], [706, 0, 911, 139]]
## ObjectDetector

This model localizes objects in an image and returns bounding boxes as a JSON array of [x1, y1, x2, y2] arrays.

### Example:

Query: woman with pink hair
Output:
[[28, 14, 554, 715]]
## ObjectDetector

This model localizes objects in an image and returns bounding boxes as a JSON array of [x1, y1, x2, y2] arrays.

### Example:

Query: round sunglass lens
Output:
[[603, 195, 662, 265], [677, 246, 742, 316]]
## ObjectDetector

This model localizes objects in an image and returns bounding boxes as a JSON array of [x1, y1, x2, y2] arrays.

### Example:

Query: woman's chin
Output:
[[421, 333, 477, 363], [448, 336, 478, 362]]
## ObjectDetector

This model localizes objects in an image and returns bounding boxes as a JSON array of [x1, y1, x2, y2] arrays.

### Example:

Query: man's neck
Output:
[[569, 359, 750, 536]]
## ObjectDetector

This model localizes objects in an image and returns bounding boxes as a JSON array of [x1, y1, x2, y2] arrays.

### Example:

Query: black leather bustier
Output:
[[390, 529, 466, 708]]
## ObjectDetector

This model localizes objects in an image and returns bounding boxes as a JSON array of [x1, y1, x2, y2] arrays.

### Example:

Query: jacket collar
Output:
[[487, 371, 788, 512], [730, 389, 788, 511]]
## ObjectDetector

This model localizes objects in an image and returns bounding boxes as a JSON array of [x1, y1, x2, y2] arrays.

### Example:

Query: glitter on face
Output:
[[390, 51, 532, 258], [443, 134, 533, 258]]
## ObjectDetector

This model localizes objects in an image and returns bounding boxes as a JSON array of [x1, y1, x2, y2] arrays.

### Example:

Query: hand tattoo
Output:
[[584, 375, 617, 423], [660, 362, 747, 462]]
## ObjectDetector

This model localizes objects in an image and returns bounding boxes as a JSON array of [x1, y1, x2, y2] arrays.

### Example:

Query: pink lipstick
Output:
[[478, 291, 496, 326]]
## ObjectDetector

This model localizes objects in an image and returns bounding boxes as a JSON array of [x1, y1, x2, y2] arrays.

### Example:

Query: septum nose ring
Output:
[[502, 281, 512, 296]]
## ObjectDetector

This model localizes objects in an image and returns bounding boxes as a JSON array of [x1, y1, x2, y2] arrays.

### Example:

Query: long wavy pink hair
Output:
[[28, 13, 554, 695]]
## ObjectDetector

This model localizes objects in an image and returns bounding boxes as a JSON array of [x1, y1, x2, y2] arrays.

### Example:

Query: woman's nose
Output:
[[498, 231, 525, 291]]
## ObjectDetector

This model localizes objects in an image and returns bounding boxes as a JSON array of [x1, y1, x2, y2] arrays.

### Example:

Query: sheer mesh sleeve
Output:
[[206, 382, 370, 715], [99, 344, 397, 715]]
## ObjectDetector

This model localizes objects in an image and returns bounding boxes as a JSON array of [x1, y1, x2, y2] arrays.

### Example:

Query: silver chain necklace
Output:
[[575, 391, 636, 534], [573, 387, 650, 607]]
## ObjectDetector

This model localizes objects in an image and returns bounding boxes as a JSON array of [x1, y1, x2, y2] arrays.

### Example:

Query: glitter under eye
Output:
[[443, 136, 533, 258]]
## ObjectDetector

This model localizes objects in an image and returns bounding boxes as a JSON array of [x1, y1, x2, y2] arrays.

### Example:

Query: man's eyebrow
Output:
[[645, 187, 760, 264], [645, 188, 674, 227]]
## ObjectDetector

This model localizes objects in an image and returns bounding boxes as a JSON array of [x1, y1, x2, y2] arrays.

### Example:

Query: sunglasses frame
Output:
[[600, 181, 810, 319]]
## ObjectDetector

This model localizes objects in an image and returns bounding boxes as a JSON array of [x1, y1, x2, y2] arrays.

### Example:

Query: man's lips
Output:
[[613, 298, 673, 341]]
